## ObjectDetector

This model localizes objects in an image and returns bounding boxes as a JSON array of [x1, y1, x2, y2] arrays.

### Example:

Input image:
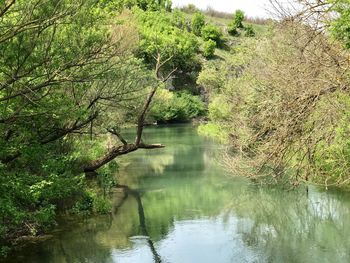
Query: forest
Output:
[[1, 0, 350, 259]]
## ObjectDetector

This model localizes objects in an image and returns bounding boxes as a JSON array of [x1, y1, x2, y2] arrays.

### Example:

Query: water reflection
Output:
[[6, 125, 350, 263], [116, 184, 162, 263]]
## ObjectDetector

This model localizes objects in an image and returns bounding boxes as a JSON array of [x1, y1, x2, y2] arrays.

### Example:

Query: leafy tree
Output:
[[192, 12, 206, 36], [0, 0, 170, 252], [228, 10, 246, 36]]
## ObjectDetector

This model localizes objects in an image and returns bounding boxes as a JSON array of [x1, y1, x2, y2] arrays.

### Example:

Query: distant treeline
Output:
[[178, 4, 271, 25]]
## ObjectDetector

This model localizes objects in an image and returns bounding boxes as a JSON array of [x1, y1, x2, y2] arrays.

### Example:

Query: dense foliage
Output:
[[228, 10, 255, 37], [203, 40, 217, 58], [0, 1, 216, 255], [0, 0, 154, 252], [200, 0, 350, 188], [191, 12, 206, 36], [201, 24, 224, 46], [8, 0, 350, 258], [330, 0, 350, 48], [135, 7, 200, 71], [150, 90, 206, 123]]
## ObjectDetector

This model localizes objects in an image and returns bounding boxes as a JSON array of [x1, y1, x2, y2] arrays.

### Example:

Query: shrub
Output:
[[203, 40, 216, 58], [201, 24, 223, 46], [191, 12, 206, 36], [227, 22, 239, 36], [232, 10, 245, 29], [151, 90, 206, 123], [244, 25, 256, 37], [136, 9, 200, 71]]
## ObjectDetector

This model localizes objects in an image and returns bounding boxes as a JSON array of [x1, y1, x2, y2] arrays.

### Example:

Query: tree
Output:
[[192, 12, 206, 36], [0, 0, 175, 249], [0, 2, 147, 164]]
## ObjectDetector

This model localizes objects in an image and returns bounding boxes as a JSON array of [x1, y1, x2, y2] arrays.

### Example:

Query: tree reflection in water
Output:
[[116, 184, 162, 263]]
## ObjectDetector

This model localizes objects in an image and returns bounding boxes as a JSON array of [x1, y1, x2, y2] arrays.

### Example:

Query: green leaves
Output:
[[201, 24, 223, 47], [192, 12, 206, 36], [330, 0, 350, 48], [150, 90, 206, 123], [228, 10, 255, 37], [203, 40, 217, 58], [233, 10, 245, 29], [244, 25, 256, 37], [0, 0, 150, 247], [135, 8, 199, 71]]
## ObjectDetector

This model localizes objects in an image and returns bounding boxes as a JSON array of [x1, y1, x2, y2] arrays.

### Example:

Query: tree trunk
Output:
[[83, 143, 164, 173]]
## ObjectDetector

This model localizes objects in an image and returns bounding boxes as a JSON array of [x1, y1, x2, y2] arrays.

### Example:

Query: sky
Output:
[[172, 0, 273, 18]]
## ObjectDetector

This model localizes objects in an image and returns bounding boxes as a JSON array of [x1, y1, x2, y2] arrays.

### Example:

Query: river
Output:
[[6, 125, 350, 263]]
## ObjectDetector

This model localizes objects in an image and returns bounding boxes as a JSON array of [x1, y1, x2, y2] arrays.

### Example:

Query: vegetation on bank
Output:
[[198, 0, 350, 188], [0, 0, 252, 256], [2, 0, 350, 257]]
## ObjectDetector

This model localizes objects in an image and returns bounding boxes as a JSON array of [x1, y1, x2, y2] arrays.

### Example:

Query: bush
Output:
[[203, 40, 216, 58], [232, 10, 245, 29], [136, 9, 200, 71], [227, 22, 239, 36], [207, 95, 231, 122], [151, 90, 206, 123], [191, 12, 205, 36], [197, 66, 225, 91], [201, 24, 223, 46], [244, 25, 256, 37]]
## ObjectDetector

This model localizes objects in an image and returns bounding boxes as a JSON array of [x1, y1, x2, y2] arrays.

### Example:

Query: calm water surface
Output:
[[6, 125, 350, 263]]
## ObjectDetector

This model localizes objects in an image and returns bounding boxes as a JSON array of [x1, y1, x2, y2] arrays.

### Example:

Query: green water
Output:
[[6, 125, 350, 263]]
